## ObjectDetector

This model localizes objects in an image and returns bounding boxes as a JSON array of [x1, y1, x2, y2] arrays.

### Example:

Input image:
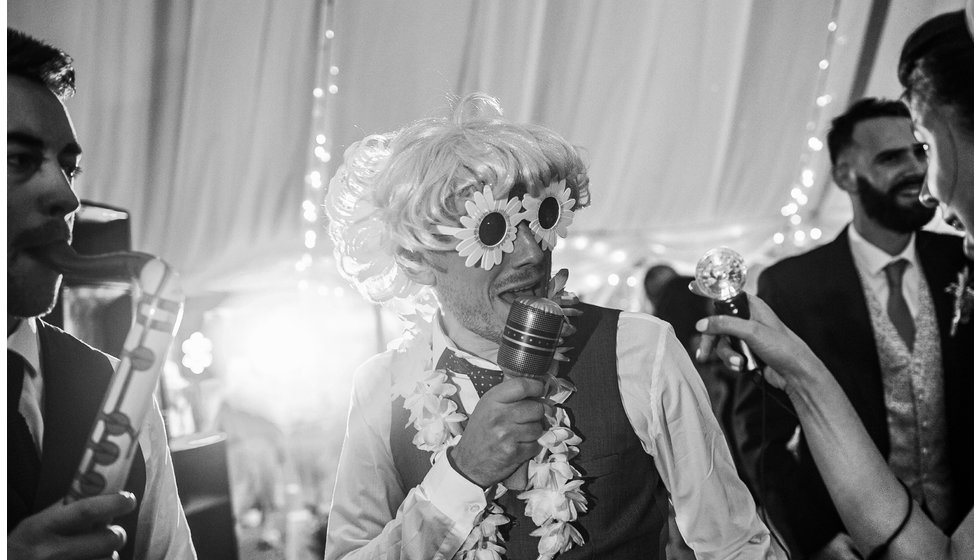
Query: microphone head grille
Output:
[[497, 297, 564, 378]]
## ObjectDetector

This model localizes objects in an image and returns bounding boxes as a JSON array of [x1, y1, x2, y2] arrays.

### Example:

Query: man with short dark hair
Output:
[[7, 28, 196, 559], [732, 97, 973, 560]]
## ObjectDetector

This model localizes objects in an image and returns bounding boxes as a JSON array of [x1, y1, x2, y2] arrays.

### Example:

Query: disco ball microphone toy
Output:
[[694, 247, 760, 372]]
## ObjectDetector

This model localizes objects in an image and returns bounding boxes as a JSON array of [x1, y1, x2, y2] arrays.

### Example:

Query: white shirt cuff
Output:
[[419, 453, 489, 539]]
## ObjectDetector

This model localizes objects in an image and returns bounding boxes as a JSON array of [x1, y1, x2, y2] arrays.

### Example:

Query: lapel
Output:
[[916, 232, 958, 342], [555, 302, 598, 386], [819, 229, 889, 442], [33, 321, 113, 511], [822, 229, 881, 372]]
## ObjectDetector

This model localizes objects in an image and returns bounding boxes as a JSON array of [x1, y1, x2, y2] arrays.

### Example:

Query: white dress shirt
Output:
[[848, 227, 922, 318], [326, 311, 781, 560], [7, 318, 197, 560]]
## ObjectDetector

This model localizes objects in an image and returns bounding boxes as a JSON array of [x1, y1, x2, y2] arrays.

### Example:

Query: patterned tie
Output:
[[436, 348, 504, 398], [8, 349, 41, 504], [884, 259, 916, 350]]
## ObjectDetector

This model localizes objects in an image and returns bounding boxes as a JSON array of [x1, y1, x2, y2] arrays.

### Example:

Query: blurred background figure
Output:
[[215, 402, 290, 555], [643, 266, 749, 486], [643, 264, 679, 316]]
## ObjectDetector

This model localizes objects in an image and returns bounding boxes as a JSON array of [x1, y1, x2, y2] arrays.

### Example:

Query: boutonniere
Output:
[[945, 264, 973, 336]]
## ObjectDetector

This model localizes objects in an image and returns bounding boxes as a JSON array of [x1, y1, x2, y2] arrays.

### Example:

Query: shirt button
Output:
[[469, 504, 482, 514]]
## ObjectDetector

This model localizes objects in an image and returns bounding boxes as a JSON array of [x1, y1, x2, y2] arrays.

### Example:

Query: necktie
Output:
[[884, 259, 916, 350], [8, 349, 41, 504], [437, 348, 503, 398]]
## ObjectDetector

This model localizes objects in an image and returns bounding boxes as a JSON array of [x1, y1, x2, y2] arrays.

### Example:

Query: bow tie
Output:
[[436, 348, 503, 398]]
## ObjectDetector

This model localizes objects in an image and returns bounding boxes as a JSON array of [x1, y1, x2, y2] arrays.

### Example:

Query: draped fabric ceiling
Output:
[[10, 0, 962, 301]]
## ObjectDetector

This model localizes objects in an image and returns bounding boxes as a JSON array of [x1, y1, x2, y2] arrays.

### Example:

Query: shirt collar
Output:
[[431, 314, 500, 371], [847, 225, 918, 277], [7, 317, 41, 377]]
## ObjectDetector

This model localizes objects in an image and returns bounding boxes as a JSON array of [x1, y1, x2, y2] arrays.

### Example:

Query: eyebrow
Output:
[[7, 131, 44, 150], [872, 147, 910, 163], [8, 131, 83, 156]]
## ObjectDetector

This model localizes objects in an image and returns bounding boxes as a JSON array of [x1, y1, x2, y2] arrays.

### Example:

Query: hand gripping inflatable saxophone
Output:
[[34, 243, 184, 503]]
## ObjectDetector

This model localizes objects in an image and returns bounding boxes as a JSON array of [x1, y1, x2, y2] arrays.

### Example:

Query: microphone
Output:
[[497, 296, 564, 490], [694, 247, 760, 372], [498, 296, 565, 378]]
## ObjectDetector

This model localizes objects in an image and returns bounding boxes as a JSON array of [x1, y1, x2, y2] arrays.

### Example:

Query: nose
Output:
[[509, 223, 546, 268], [918, 181, 940, 209], [39, 164, 81, 219]]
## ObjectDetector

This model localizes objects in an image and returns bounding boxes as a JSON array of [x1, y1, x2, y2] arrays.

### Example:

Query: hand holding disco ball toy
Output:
[[691, 247, 760, 372]]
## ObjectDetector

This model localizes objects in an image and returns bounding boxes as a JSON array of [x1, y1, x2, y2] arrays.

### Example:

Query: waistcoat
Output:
[[390, 304, 667, 559], [7, 321, 146, 560], [861, 272, 953, 530]]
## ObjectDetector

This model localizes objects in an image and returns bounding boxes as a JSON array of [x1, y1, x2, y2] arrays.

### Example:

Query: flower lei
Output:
[[401, 368, 586, 560], [395, 286, 586, 559]]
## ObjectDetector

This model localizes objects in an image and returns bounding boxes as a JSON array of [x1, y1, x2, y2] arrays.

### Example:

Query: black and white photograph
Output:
[[7, 1, 973, 559]]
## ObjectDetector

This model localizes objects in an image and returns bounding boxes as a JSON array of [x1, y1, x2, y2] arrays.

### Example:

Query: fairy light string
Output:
[[299, 0, 339, 286], [771, 0, 844, 256]]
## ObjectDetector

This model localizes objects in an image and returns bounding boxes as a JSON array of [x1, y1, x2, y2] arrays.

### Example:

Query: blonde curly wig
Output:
[[325, 93, 590, 311]]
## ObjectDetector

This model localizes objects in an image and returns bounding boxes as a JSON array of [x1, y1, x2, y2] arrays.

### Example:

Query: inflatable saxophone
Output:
[[34, 243, 184, 503]]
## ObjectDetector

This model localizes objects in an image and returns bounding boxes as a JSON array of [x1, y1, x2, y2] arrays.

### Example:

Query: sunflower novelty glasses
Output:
[[436, 180, 576, 270]]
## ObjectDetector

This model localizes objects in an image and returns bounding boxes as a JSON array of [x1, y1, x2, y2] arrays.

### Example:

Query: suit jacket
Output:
[[8, 321, 146, 560], [732, 228, 973, 556]]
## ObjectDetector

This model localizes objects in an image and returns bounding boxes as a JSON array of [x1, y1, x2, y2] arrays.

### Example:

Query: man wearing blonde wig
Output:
[[324, 93, 780, 560]]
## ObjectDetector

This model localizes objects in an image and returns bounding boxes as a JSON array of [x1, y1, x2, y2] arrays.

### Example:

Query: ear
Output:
[[832, 161, 857, 194], [399, 249, 439, 286], [404, 266, 436, 286]]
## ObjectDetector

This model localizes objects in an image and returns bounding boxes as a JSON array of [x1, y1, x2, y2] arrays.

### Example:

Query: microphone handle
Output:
[[713, 292, 761, 373]]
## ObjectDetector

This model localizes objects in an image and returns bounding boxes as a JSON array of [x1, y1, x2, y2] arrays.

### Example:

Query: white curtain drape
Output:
[[10, 0, 962, 298]]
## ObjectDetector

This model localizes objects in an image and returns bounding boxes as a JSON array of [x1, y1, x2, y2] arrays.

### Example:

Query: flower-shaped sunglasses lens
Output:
[[478, 211, 509, 247], [522, 180, 575, 250], [436, 185, 522, 270], [537, 197, 561, 229]]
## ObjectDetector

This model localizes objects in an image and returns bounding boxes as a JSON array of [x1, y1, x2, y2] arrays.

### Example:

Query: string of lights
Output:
[[771, 0, 845, 254], [292, 1, 850, 309], [298, 0, 339, 289]]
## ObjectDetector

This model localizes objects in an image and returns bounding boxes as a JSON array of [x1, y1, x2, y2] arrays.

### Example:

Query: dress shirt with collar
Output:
[[7, 318, 197, 560], [326, 311, 780, 560], [9, 317, 45, 450], [848, 227, 922, 317]]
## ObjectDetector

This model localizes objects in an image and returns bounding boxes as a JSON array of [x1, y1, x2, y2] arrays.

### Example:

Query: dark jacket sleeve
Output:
[[732, 265, 845, 556]]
